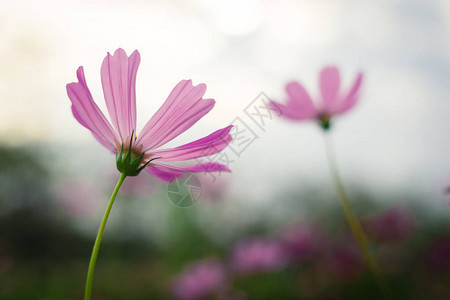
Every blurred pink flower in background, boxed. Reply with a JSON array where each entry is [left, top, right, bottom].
[[109, 170, 161, 198], [172, 259, 226, 300], [230, 238, 288, 274], [66, 48, 233, 182], [269, 66, 363, 129], [445, 185, 450, 194], [57, 178, 102, 216], [365, 207, 415, 241], [197, 174, 231, 203], [425, 235, 450, 274], [324, 236, 363, 280], [279, 223, 327, 262]]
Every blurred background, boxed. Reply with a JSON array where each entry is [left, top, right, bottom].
[[1, 0, 450, 299]]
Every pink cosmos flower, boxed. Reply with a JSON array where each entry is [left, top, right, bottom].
[[197, 174, 231, 203], [172, 259, 226, 300], [57, 178, 102, 216], [269, 66, 363, 129], [279, 223, 327, 262], [324, 236, 364, 280], [365, 207, 415, 242], [230, 237, 288, 274], [67, 48, 232, 182], [110, 169, 161, 197]]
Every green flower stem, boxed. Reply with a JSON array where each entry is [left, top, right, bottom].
[[323, 133, 391, 299], [84, 172, 127, 300]]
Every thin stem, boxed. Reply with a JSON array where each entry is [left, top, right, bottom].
[[323, 133, 391, 299], [84, 173, 127, 300]]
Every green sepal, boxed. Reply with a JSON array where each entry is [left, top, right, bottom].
[[115, 133, 151, 177], [136, 157, 160, 174], [116, 152, 145, 176], [116, 144, 124, 164], [319, 114, 332, 131]]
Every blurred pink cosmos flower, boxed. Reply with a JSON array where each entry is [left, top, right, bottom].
[[172, 259, 226, 300], [110, 169, 161, 197], [279, 223, 327, 262], [365, 207, 415, 242], [230, 237, 288, 274], [197, 174, 231, 203], [270, 66, 363, 129], [67, 48, 232, 182], [57, 178, 102, 217], [445, 185, 450, 195], [324, 236, 363, 280]]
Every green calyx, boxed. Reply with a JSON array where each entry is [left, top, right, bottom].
[[115, 133, 153, 177], [319, 114, 332, 131]]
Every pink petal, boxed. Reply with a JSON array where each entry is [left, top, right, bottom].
[[137, 80, 214, 152], [269, 81, 317, 120], [71, 106, 115, 152], [147, 162, 231, 183], [147, 164, 183, 182], [319, 66, 341, 113], [285, 82, 316, 112], [152, 126, 233, 161], [67, 67, 119, 151], [334, 72, 363, 114], [269, 101, 317, 121], [269, 102, 303, 120], [101, 48, 140, 142]]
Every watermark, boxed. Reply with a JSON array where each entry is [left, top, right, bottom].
[[167, 92, 281, 207], [167, 174, 202, 208], [245, 92, 281, 131]]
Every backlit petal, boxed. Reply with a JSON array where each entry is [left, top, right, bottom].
[[147, 162, 231, 183], [270, 81, 317, 120], [319, 66, 341, 112], [334, 72, 363, 114], [137, 80, 214, 152], [101, 48, 140, 141], [152, 126, 233, 161], [67, 67, 118, 151]]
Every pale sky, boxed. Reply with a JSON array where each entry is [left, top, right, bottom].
[[1, 0, 449, 209]]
